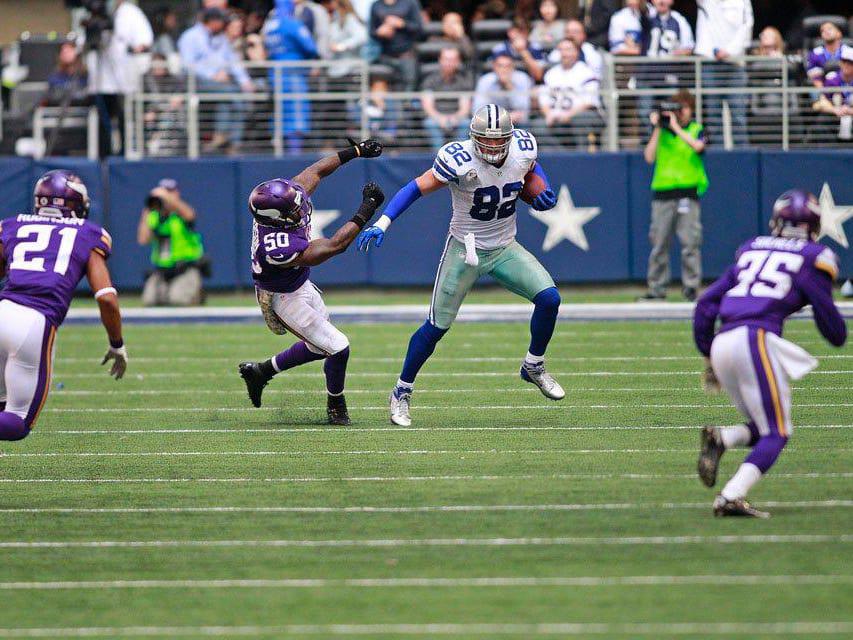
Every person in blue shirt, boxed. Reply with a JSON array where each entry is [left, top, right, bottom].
[[178, 8, 255, 152], [263, 0, 319, 154]]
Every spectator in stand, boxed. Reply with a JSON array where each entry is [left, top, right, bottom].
[[549, 19, 603, 79], [246, 10, 267, 35], [227, 11, 248, 59], [152, 7, 180, 60], [294, 0, 331, 58], [43, 42, 88, 107], [578, 0, 622, 49], [179, 8, 255, 153], [530, 0, 566, 52], [493, 19, 548, 83], [370, 0, 424, 91], [806, 21, 846, 88], [322, 0, 367, 81], [537, 39, 604, 149], [421, 47, 473, 149], [263, 0, 319, 154], [694, 0, 754, 147], [636, 0, 694, 125], [756, 26, 785, 57], [429, 12, 474, 61], [472, 53, 534, 125], [350, 74, 401, 145], [471, 0, 510, 22], [609, 0, 644, 55], [814, 46, 853, 140], [203, 0, 229, 8]]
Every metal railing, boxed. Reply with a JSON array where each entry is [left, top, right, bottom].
[[33, 105, 99, 160], [121, 57, 852, 159]]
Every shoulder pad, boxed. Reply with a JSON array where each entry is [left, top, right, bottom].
[[813, 246, 840, 281], [512, 129, 538, 160], [433, 141, 472, 183]]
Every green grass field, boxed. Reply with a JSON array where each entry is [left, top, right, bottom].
[[0, 318, 850, 639]]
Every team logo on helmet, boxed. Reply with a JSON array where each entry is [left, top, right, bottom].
[[249, 178, 312, 230]]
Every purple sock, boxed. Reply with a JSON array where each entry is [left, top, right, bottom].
[[271, 341, 324, 375], [745, 433, 788, 473], [745, 421, 760, 446], [324, 347, 350, 395], [0, 413, 30, 441]]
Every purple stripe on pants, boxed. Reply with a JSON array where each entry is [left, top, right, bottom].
[[24, 323, 53, 428], [747, 327, 782, 437]]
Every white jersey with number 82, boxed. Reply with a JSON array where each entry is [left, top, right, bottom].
[[431, 130, 538, 251]]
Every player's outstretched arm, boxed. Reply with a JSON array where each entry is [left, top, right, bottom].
[[356, 169, 445, 251], [294, 183, 385, 267], [86, 251, 128, 380], [292, 138, 383, 195]]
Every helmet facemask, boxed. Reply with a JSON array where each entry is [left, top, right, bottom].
[[470, 104, 514, 165], [471, 132, 512, 164]]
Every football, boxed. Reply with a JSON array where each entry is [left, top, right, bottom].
[[520, 170, 547, 204]]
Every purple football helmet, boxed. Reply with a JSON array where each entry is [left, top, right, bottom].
[[248, 178, 312, 230], [771, 189, 821, 240], [33, 170, 90, 219]]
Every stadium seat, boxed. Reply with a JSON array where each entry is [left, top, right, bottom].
[[422, 21, 444, 39], [801, 15, 848, 51], [416, 41, 448, 63], [471, 19, 512, 43], [476, 40, 502, 61]]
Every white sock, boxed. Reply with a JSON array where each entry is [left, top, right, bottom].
[[721, 462, 762, 501], [525, 352, 544, 366], [720, 424, 752, 449], [396, 378, 413, 391]]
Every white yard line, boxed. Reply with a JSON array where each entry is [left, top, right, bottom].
[[0, 473, 848, 485], [0, 501, 849, 515], [41, 403, 853, 414], [0, 574, 849, 591], [40, 424, 853, 435], [1, 534, 850, 550], [0, 622, 850, 637], [54, 355, 853, 363]]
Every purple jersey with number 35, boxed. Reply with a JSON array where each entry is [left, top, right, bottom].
[[0, 214, 112, 327], [693, 236, 846, 356], [251, 221, 311, 293]]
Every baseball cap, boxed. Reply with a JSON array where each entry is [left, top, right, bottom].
[[158, 178, 179, 191], [202, 7, 228, 22]]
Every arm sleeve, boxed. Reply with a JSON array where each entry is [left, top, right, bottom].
[[802, 251, 847, 347], [692, 265, 737, 357], [531, 161, 552, 190], [806, 50, 824, 78], [178, 31, 214, 80], [226, 44, 251, 85], [383, 180, 424, 222]]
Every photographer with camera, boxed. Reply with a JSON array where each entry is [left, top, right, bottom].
[[640, 90, 709, 302], [137, 179, 206, 307], [81, 0, 153, 157]]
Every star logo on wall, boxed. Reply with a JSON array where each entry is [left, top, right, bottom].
[[818, 183, 853, 249], [309, 209, 340, 240], [528, 185, 601, 252]]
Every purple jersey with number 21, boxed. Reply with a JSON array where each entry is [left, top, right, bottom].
[[694, 235, 846, 356], [0, 214, 112, 327], [251, 221, 311, 293]]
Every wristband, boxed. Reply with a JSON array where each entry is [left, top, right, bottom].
[[94, 287, 117, 300], [349, 200, 376, 229], [109, 338, 124, 349], [337, 145, 359, 164], [375, 214, 392, 232]]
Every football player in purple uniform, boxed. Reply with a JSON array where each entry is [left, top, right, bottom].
[[693, 189, 847, 518], [238, 138, 384, 425], [0, 170, 127, 441]]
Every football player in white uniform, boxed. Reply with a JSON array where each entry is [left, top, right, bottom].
[[357, 104, 563, 426]]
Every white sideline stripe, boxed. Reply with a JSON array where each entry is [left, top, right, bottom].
[[5, 448, 852, 459], [52, 370, 853, 379], [1, 534, 851, 549], [47, 386, 853, 396], [0, 574, 849, 591], [0, 622, 850, 638], [55, 355, 853, 363], [0, 501, 849, 515], [42, 403, 853, 413], [42, 423, 853, 435], [0, 622, 851, 638], [1, 472, 849, 484]]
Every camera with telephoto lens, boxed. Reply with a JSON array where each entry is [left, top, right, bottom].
[[656, 100, 682, 131], [146, 195, 166, 221], [78, 0, 113, 52]]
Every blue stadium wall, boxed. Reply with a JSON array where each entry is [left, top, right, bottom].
[[0, 150, 850, 290]]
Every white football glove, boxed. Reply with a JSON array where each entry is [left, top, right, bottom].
[[701, 359, 721, 395], [102, 344, 128, 380]]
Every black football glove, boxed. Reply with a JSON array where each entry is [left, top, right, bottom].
[[361, 181, 385, 208], [348, 137, 383, 159]]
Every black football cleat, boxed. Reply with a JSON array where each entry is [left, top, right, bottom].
[[637, 291, 666, 301], [327, 394, 351, 426], [713, 495, 770, 519], [698, 426, 725, 487], [238, 361, 270, 408]]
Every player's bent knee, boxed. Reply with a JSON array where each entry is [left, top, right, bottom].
[[534, 287, 561, 310], [327, 331, 350, 356]]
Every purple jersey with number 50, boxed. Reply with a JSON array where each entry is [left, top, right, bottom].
[[0, 214, 112, 327], [251, 221, 311, 293], [693, 235, 847, 356]]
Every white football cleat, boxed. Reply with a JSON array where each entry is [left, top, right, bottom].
[[389, 387, 412, 426], [520, 362, 565, 400]]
